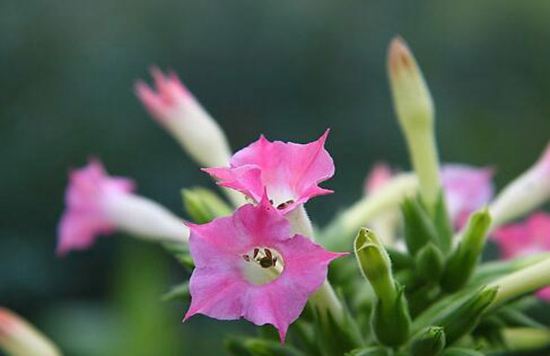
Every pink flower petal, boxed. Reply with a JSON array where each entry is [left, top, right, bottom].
[[184, 200, 345, 341], [364, 163, 393, 194], [441, 164, 495, 229], [204, 130, 334, 213], [492, 212, 550, 302], [135, 67, 192, 122], [56, 159, 135, 256]]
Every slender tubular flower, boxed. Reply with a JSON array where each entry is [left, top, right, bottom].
[[388, 36, 441, 213], [489, 256, 550, 308], [135, 68, 245, 207], [57, 159, 188, 255], [203, 130, 334, 215], [492, 212, 550, 300], [135, 68, 232, 169], [0, 308, 61, 356], [183, 197, 345, 342], [441, 164, 494, 229], [489, 142, 550, 229]]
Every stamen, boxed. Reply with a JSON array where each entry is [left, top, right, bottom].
[[242, 255, 250, 262], [276, 200, 295, 210]]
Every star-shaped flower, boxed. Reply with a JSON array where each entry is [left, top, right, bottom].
[[203, 130, 334, 214], [183, 197, 345, 341]]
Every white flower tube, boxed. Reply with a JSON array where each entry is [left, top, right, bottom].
[[57, 159, 188, 256], [135, 67, 245, 206], [0, 308, 61, 356], [489, 142, 550, 229]]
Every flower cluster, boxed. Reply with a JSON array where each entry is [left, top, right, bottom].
[[38, 36, 550, 356]]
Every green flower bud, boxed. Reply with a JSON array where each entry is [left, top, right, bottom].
[[388, 36, 441, 212], [441, 347, 485, 356], [432, 286, 498, 345], [354, 228, 411, 347], [346, 346, 390, 356], [181, 187, 232, 223], [442, 209, 491, 292], [415, 243, 445, 283], [354, 228, 396, 301], [410, 326, 446, 356], [225, 337, 304, 356], [401, 197, 439, 255]]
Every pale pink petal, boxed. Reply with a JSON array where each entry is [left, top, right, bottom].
[[135, 67, 193, 123], [441, 164, 494, 228], [492, 212, 550, 302], [56, 159, 135, 256], [492, 212, 550, 259], [204, 130, 334, 213], [536, 287, 550, 301], [364, 163, 393, 194], [184, 200, 345, 341]]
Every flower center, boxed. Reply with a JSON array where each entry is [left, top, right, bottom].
[[241, 247, 284, 285]]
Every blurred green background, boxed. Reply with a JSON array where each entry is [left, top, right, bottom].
[[1, 0, 550, 354]]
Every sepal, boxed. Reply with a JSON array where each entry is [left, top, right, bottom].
[[401, 197, 439, 255], [181, 187, 232, 224], [372, 285, 412, 347]]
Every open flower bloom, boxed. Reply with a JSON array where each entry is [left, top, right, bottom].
[[0, 308, 61, 356], [183, 197, 345, 341], [490, 142, 550, 228], [492, 212, 550, 301], [135, 68, 232, 168], [441, 164, 494, 229], [203, 130, 334, 214], [57, 159, 188, 256]]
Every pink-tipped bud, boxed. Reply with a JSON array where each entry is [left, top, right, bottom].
[[490, 142, 550, 229], [57, 159, 188, 256], [0, 308, 61, 356], [388, 37, 440, 211], [135, 67, 232, 168], [388, 37, 434, 130]]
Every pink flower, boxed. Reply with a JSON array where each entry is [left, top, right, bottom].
[[203, 130, 334, 214], [441, 164, 494, 229], [364, 163, 393, 195], [135, 68, 232, 168], [492, 212, 550, 301], [57, 159, 135, 255], [183, 197, 345, 341], [57, 159, 187, 256], [0, 308, 61, 356]]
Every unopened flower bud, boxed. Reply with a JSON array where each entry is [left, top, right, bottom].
[[0, 308, 61, 356], [432, 286, 498, 345], [489, 142, 550, 229], [354, 228, 411, 346], [442, 208, 492, 292], [388, 36, 441, 212], [410, 326, 446, 356], [415, 243, 445, 284]]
